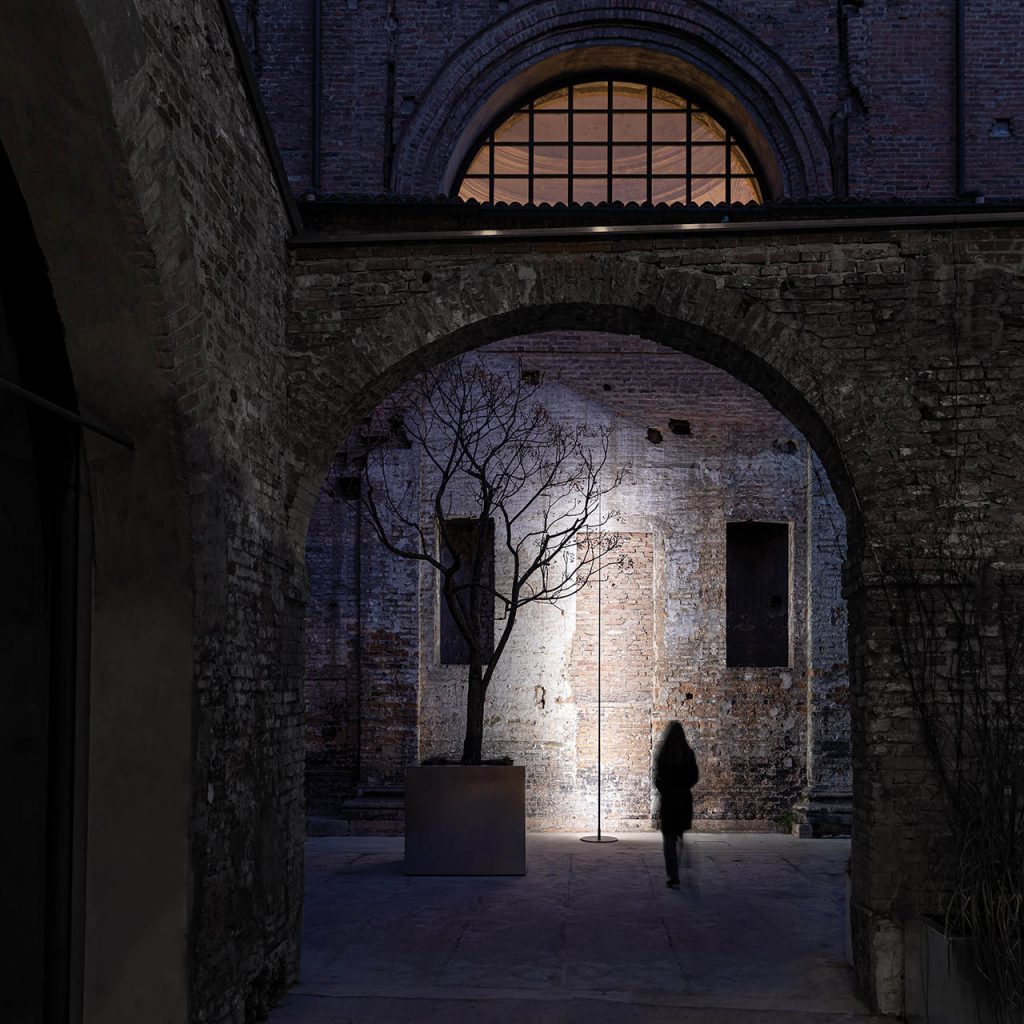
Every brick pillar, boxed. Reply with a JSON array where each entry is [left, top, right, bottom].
[[795, 448, 852, 835]]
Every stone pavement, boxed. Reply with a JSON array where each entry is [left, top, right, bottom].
[[267, 833, 895, 1023]]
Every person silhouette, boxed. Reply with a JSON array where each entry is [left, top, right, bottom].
[[654, 720, 699, 889]]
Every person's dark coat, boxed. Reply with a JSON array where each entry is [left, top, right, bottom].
[[655, 747, 699, 836]]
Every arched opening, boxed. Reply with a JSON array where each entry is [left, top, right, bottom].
[[393, 7, 834, 199], [455, 77, 765, 207], [304, 331, 850, 833], [0, 139, 90, 1024], [0, 6, 197, 1018], [287, 326, 858, 1015]]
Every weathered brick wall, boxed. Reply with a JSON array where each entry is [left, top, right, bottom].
[[304, 460, 363, 813], [807, 450, 850, 804], [288, 222, 1024, 1013], [572, 532, 657, 831], [74, 1, 302, 1020], [305, 334, 850, 831], [237, 0, 1023, 200]]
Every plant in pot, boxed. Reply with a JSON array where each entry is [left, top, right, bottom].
[[359, 353, 623, 873]]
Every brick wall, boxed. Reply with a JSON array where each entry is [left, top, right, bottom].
[[236, 0, 1023, 200], [289, 222, 1024, 1013], [76, 1, 302, 1020]]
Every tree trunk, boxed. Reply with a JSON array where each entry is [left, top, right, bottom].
[[461, 660, 486, 764]]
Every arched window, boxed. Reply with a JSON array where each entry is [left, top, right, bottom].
[[456, 78, 763, 207]]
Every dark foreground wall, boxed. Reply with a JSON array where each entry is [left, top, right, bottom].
[[0, 1, 298, 1021]]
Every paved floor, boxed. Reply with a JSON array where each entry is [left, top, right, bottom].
[[268, 833, 894, 1023]]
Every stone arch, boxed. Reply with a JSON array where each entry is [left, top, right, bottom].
[[289, 257, 857, 537], [289, 250, 876, 997], [392, 1, 835, 200], [0, 3, 196, 1020]]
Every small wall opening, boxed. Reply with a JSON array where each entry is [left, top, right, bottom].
[[440, 517, 495, 666], [726, 521, 790, 668]]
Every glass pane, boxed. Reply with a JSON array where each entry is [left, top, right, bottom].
[[493, 111, 529, 143], [731, 148, 756, 175], [651, 177, 687, 205], [612, 112, 646, 142], [533, 111, 569, 140], [692, 111, 726, 143], [572, 146, 607, 176], [690, 177, 727, 205], [730, 177, 761, 203], [455, 77, 763, 209], [572, 177, 610, 204], [572, 81, 610, 109], [573, 112, 607, 143], [651, 143, 685, 176], [493, 144, 530, 175], [533, 145, 569, 175], [652, 87, 687, 111], [611, 81, 647, 109], [466, 146, 490, 176], [651, 112, 686, 142], [611, 144, 648, 175], [533, 178, 569, 206], [691, 144, 726, 175], [533, 86, 569, 109], [459, 177, 491, 203], [491, 177, 529, 204], [612, 177, 647, 204]]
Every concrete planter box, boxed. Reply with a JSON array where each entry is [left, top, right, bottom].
[[404, 764, 526, 875], [905, 918, 996, 1024]]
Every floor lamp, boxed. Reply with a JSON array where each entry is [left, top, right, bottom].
[[582, 505, 616, 844]]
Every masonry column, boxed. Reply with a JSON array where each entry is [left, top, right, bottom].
[[795, 447, 853, 836]]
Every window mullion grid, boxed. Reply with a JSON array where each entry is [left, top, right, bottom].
[[606, 78, 613, 204], [646, 84, 653, 205], [725, 133, 732, 204], [567, 85, 575, 205], [464, 79, 759, 209], [528, 101, 535, 205], [685, 103, 692, 205], [487, 133, 494, 205]]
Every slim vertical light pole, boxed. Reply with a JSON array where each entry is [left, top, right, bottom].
[[582, 488, 616, 844]]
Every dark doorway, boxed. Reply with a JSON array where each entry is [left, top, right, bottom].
[[0, 141, 90, 1024], [726, 521, 789, 668]]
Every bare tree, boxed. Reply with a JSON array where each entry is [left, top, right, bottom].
[[360, 355, 624, 765]]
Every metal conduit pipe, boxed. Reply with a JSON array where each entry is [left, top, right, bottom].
[[312, 0, 321, 193], [0, 377, 134, 449], [955, 0, 968, 197]]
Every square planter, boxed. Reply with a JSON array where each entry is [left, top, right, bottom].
[[404, 764, 526, 875], [905, 917, 996, 1024]]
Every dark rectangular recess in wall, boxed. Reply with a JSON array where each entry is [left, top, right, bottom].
[[726, 521, 789, 667], [440, 518, 494, 665]]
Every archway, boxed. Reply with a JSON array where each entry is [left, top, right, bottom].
[[286, 317, 864, 1015], [391, 2, 833, 198], [0, 5, 199, 1019], [303, 330, 852, 836], [0, 138, 90, 1024]]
